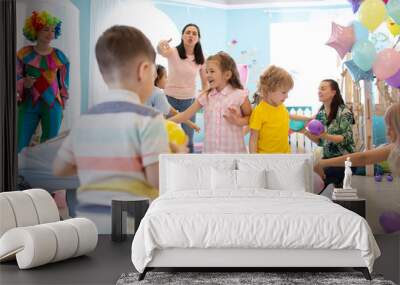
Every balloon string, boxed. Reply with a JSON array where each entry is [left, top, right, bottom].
[[393, 37, 400, 49]]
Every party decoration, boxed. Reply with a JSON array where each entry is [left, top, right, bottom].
[[373, 48, 400, 80], [351, 40, 377, 71], [359, 0, 387, 31], [379, 211, 400, 233], [387, 174, 393, 182], [352, 20, 369, 41], [165, 120, 187, 146], [306, 119, 325, 136], [374, 174, 383, 182], [289, 120, 305, 132], [385, 69, 400, 87], [227, 39, 238, 47], [348, 0, 362, 13], [237, 64, 249, 87], [387, 17, 400, 36], [370, 32, 391, 52], [387, 0, 400, 25], [344, 60, 374, 82], [325, 22, 355, 59]]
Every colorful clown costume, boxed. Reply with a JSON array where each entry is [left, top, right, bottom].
[[16, 45, 69, 152]]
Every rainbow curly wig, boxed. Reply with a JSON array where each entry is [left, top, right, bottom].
[[23, 11, 62, 42]]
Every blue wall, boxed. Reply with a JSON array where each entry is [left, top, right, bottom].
[[226, 9, 271, 94], [71, 0, 90, 113], [154, 2, 227, 58]]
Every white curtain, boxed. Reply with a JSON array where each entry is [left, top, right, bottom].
[[88, 0, 180, 107], [16, 0, 81, 131]]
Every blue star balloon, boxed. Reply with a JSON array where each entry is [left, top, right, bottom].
[[344, 60, 374, 82]]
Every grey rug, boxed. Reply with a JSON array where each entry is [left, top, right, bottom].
[[116, 271, 396, 285]]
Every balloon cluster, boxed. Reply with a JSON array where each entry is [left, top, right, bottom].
[[326, 0, 400, 88]]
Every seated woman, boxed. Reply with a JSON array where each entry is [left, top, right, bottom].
[[299, 79, 355, 188], [314, 103, 399, 177]]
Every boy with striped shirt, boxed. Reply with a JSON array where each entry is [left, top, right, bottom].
[[53, 26, 169, 199]]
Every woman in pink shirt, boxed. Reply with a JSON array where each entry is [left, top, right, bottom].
[[169, 52, 252, 153], [157, 24, 208, 153]]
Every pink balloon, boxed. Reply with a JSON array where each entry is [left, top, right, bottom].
[[383, 0, 388, 3], [237, 64, 249, 87], [385, 69, 400, 88], [326, 22, 355, 59], [372, 48, 400, 80]]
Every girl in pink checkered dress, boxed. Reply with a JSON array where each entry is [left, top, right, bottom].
[[169, 51, 252, 153]]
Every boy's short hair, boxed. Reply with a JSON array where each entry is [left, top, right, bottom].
[[95, 25, 156, 76], [258, 65, 294, 95]]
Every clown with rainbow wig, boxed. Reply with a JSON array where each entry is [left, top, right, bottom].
[[16, 11, 69, 152]]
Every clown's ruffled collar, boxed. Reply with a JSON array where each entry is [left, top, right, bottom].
[[17, 45, 68, 70]]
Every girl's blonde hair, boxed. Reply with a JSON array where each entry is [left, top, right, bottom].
[[258, 65, 294, 96], [206, 52, 243, 91], [385, 103, 400, 176]]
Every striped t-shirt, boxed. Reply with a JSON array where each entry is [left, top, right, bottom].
[[57, 89, 169, 196]]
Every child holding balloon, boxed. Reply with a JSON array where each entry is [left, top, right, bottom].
[[169, 51, 252, 153]]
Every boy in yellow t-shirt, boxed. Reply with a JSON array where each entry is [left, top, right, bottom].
[[249, 65, 306, 154]]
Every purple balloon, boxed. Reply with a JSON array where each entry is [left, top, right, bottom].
[[374, 175, 383, 182], [379, 211, 400, 234], [306, 119, 325, 136], [385, 69, 400, 88], [348, 0, 361, 13]]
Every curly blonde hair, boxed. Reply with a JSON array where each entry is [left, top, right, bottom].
[[258, 65, 294, 97]]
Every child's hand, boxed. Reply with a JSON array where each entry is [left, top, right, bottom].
[[223, 106, 241, 125], [296, 128, 306, 134], [193, 124, 201, 133]]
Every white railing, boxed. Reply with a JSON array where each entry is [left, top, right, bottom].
[[288, 107, 317, 154]]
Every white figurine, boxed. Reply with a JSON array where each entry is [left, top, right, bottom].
[[343, 157, 352, 189]]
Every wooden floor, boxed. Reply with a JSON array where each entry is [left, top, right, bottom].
[[0, 234, 398, 285]]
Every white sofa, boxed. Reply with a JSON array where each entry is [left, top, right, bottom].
[[0, 189, 98, 269], [132, 154, 380, 281]]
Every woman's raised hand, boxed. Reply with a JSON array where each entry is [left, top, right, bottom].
[[157, 38, 172, 55]]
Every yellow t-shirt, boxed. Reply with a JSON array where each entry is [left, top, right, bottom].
[[249, 101, 290, 153]]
